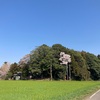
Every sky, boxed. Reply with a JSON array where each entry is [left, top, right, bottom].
[[0, 0, 100, 66]]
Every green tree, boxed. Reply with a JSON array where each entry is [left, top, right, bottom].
[[7, 63, 20, 79], [97, 54, 100, 60], [84, 53, 100, 80], [70, 50, 90, 80], [7, 43, 100, 81], [30, 44, 51, 79], [52, 44, 69, 80], [20, 63, 30, 80]]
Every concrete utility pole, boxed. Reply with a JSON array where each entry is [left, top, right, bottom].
[[59, 52, 71, 80]]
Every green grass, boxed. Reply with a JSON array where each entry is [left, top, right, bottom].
[[0, 80, 100, 100]]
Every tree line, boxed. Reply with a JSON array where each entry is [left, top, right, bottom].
[[6, 44, 100, 80]]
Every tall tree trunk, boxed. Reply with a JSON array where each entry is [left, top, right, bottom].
[[50, 65, 52, 80]]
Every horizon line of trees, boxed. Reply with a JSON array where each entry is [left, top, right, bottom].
[[5, 44, 100, 80]]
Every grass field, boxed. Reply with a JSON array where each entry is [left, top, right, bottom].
[[0, 80, 100, 100]]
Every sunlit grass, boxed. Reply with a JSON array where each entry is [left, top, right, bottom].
[[0, 80, 100, 100]]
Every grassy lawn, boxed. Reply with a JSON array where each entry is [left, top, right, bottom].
[[0, 80, 100, 100]]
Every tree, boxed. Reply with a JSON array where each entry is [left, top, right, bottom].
[[44, 48, 56, 80], [30, 44, 67, 80], [97, 54, 100, 60], [6, 44, 100, 81], [30, 44, 51, 79], [7, 63, 20, 79], [70, 50, 90, 80], [52, 44, 69, 80], [20, 63, 30, 80], [84, 53, 100, 80]]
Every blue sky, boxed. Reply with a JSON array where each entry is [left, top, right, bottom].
[[0, 0, 100, 66]]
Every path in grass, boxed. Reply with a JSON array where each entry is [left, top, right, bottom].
[[0, 81, 100, 100]]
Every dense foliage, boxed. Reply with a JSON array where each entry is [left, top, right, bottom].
[[6, 44, 100, 80]]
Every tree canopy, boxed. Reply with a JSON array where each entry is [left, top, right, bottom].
[[5, 44, 100, 81]]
